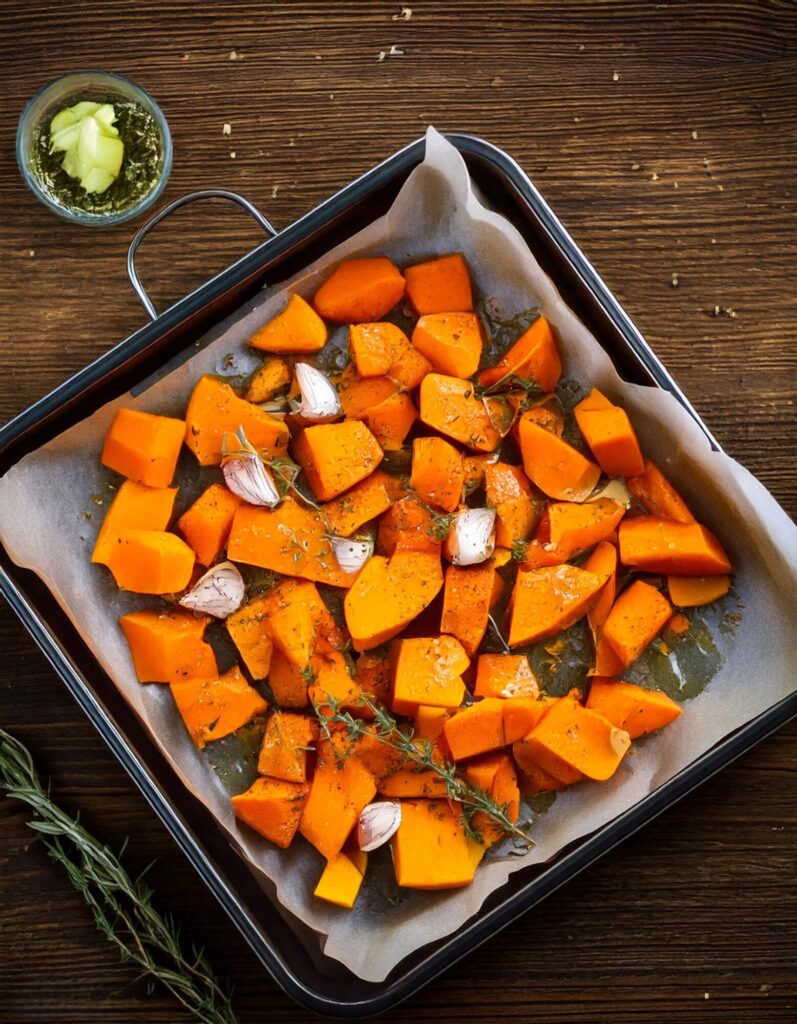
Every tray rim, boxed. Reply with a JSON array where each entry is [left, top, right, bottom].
[[1, 131, 795, 1017]]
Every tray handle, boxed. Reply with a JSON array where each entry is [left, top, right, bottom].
[[127, 189, 277, 319]]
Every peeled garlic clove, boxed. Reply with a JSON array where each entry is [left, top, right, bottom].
[[444, 507, 496, 566], [587, 478, 632, 509], [294, 363, 341, 422], [179, 561, 245, 619], [222, 452, 281, 507], [328, 532, 374, 575], [357, 800, 402, 852]]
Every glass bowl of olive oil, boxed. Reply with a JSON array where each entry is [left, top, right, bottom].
[[17, 70, 172, 226]]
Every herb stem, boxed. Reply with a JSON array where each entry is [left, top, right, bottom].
[[315, 695, 533, 847], [0, 729, 237, 1024]]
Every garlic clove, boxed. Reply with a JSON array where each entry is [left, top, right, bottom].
[[357, 800, 402, 852], [328, 532, 374, 575], [294, 363, 341, 422], [221, 427, 281, 507], [587, 478, 632, 509], [444, 507, 496, 566], [179, 561, 246, 619]]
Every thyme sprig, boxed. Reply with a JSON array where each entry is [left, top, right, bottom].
[[0, 729, 237, 1024], [314, 695, 533, 848]]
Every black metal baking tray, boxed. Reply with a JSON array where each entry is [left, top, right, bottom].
[[1, 133, 794, 1017]]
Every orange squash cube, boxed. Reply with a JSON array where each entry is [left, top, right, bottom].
[[313, 257, 405, 323], [177, 483, 241, 566], [391, 799, 474, 890], [404, 254, 473, 314], [92, 480, 177, 566], [474, 654, 539, 700], [444, 697, 506, 760], [248, 293, 327, 354], [101, 408, 185, 487], [292, 421, 383, 502], [410, 436, 464, 513], [232, 777, 310, 848], [313, 851, 365, 908], [299, 741, 377, 859], [411, 312, 483, 378], [509, 564, 609, 647], [515, 693, 630, 782], [602, 580, 672, 668], [120, 607, 218, 684], [258, 711, 318, 782], [171, 666, 268, 748], [390, 635, 469, 713], [184, 375, 289, 466], [106, 529, 195, 594], [586, 678, 682, 739]]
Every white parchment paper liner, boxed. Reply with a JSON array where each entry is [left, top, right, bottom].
[[1, 129, 795, 982]]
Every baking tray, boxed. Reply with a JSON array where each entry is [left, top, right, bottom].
[[1, 133, 795, 1017]]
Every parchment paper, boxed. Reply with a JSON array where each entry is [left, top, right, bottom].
[[1, 129, 795, 982]]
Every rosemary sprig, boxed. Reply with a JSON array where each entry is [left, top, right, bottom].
[[0, 729, 237, 1024], [314, 695, 533, 847]]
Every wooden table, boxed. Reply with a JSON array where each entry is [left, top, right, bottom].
[[1, 2, 795, 1021]]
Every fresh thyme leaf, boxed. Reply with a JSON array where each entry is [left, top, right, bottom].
[[0, 730, 237, 1024], [511, 538, 529, 562]]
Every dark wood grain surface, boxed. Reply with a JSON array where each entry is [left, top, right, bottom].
[[1, 2, 795, 1021]]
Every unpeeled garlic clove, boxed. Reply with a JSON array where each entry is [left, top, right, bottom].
[[328, 532, 374, 575], [357, 800, 402, 852], [221, 427, 281, 507], [294, 363, 341, 422], [444, 507, 496, 566], [587, 478, 632, 509], [179, 561, 246, 619]]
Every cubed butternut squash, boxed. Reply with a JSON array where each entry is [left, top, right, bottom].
[[177, 483, 241, 566], [478, 316, 561, 391], [444, 697, 506, 760], [514, 693, 630, 782], [314, 851, 365, 908], [410, 436, 464, 513], [245, 356, 292, 403], [618, 517, 731, 575], [227, 497, 358, 587], [419, 373, 500, 452], [667, 574, 731, 607], [344, 549, 443, 651], [509, 564, 609, 647], [586, 678, 682, 739], [248, 294, 327, 354], [574, 388, 645, 478], [518, 415, 601, 501], [293, 421, 383, 501], [101, 408, 185, 488], [171, 666, 268, 748], [92, 480, 177, 566], [390, 635, 469, 713], [626, 460, 695, 523], [120, 607, 218, 684], [411, 312, 483, 378], [391, 799, 474, 889], [232, 777, 309, 848], [313, 257, 405, 323], [602, 580, 672, 668], [299, 740, 377, 859], [106, 529, 195, 594], [184, 375, 289, 466], [474, 654, 540, 700], [440, 562, 495, 657], [404, 254, 473, 314], [258, 711, 318, 781]]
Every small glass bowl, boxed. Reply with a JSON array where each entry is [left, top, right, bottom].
[[17, 70, 172, 227]]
